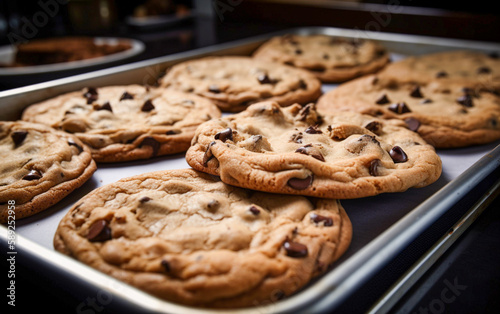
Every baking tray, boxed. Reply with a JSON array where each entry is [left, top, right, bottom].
[[1, 27, 500, 313]]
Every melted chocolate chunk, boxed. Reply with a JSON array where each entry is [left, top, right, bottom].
[[477, 66, 491, 74], [283, 240, 308, 257], [295, 144, 325, 162], [160, 260, 171, 272], [257, 73, 272, 84], [388, 102, 411, 114], [389, 146, 408, 163], [120, 92, 134, 101], [364, 121, 382, 135], [87, 219, 112, 242], [287, 175, 313, 190], [139, 196, 151, 203], [304, 125, 322, 134], [140, 137, 160, 156], [404, 117, 421, 132], [11, 130, 28, 146], [141, 99, 155, 112], [249, 205, 260, 215], [435, 71, 448, 78], [375, 94, 390, 105], [296, 103, 314, 121], [298, 79, 307, 90], [410, 85, 423, 98], [208, 85, 221, 93], [83, 87, 98, 104], [214, 128, 233, 142], [22, 169, 42, 181], [97, 102, 112, 112], [457, 94, 474, 107], [202, 141, 216, 166], [369, 159, 382, 176], [67, 138, 83, 153], [310, 213, 333, 226]]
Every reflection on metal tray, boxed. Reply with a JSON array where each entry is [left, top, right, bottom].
[[1, 26, 500, 313]]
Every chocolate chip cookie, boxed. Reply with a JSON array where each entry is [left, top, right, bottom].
[[0, 121, 96, 222], [252, 34, 390, 83], [186, 101, 442, 199], [21, 85, 221, 162], [378, 49, 500, 93], [159, 56, 322, 112], [53, 168, 352, 308], [316, 75, 500, 148]]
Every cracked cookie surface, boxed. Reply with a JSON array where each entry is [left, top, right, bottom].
[[21, 85, 221, 162], [159, 56, 322, 112], [186, 101, 442, 199], [0, 121, 96, 222], [317, 75, 500, 148], [53, 168, 352, 308], [252, 34, 390, 83]]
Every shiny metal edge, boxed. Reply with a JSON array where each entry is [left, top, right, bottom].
[[367, 179, 500, 314], [1, 26, 500, 313]]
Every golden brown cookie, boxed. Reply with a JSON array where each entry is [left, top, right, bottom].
[[316, 75, 500, 148], [159, 56, 322, 112], [21, 85, 221, 162], [0, 121, 96, 222], [252, 34, 390, 83], [186, 101, 442, 199], [378, 49, 500, 93], [54, 168, 352, 308]]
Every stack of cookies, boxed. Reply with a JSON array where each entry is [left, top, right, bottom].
[[2, 32, 498, 309]]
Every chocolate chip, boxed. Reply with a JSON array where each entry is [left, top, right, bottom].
[[369, 159, 382, 176], [141, 99, 155, 112], [477, 66, 491, 74], [83, 87, 98, 104], [214, 128, 233, 142], [139, 196, 151, 203], [295, 145, 325, 162], [388, 102, 411, 114], [359, 134, 380, 145], [120, 92, 134, 101], [298, 79, 307, 90], [96, 102, 112, 112], [420, 98, 433, 104], [290, 132, 303, 143], [364, 121, 382, 135], [287, 175, 313, 190], [304, 126, 322, 134], [404, 117, 421, 132], [160, 260, 171, 272], [310, 213, 333, 226], [436, 71, 448, 78], [456, 94, 474, 107], [273, 290, 285, 301], [140, 137, 160, 156], [166, 129, 181, 135], [208, 85, 221, 93], [11, 130, 28, 146], [283, 240, 308, 257], [249, 205, 260, 215], [323, 54, 329, 60], [257, 73, 272, 84], [86, 219, 112, 242], [410, 86, 423, 98], [389, 146, 408, 163], [295, 48, 303, 55], [68, 138, 83, 153], [375, 94, 390, 105], [202, 141, 216, 166], [296, 103, 313, 121], [22, 169, 42, 181], [207, 200, 220, 211]]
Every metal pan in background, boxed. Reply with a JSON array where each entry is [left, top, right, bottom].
[[1, 26, 500, 313]]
